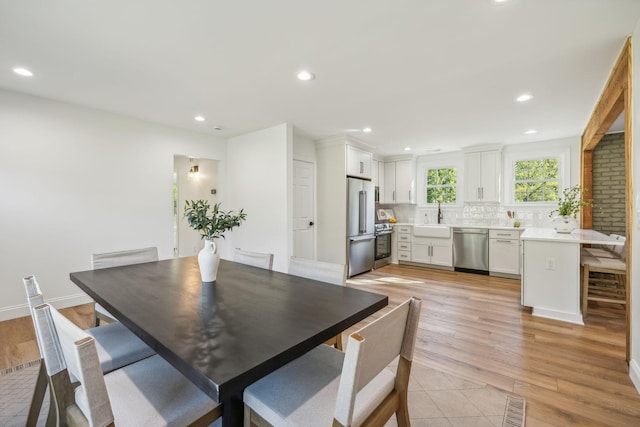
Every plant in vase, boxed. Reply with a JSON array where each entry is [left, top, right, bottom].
[[184, 200, 247, 281], [548, 185, 594, 233]]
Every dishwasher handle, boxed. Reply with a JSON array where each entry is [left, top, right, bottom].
[[453, 229, 488, 235]]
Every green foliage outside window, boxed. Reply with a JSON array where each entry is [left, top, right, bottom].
[[425, 168, 457, 204], [514, 159, 559, 202]]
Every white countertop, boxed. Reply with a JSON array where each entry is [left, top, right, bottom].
[[520, 227, 623, 245], [390, 223, 523, 231]]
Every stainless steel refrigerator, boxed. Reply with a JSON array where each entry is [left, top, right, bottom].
[[347, 177, 375, 277]]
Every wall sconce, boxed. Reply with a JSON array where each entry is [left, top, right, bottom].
[[188, 158, 200, 178]]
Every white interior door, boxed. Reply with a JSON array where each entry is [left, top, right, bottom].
[[293, 160, 315, 260]]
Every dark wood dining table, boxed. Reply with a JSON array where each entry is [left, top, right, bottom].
[[70, 256, 388, 427]]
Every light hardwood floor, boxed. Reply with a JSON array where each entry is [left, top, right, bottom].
[[2, 264, 638, 426], [345, 264, 639, 426]]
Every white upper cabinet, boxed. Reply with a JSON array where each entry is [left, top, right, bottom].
[[377, 161, 386, 201], [383, 159, 414, 204], [372, 159, 379, 186], [346, 145, 372, 179], [464, 148, 502, 203]]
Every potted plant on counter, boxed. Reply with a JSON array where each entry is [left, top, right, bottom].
[[184, 200, 247, 281], [548, 185, 594, 233]]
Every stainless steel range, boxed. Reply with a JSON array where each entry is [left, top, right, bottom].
[[374, 223, 393, 268]]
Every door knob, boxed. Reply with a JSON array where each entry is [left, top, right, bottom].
[[309, 221, 314, 226]]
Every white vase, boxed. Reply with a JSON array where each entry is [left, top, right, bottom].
[[198, 239, 220, 282], [552, 215, 577, 233]]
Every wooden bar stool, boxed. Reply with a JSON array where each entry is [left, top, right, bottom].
[[581, 255, 626, 317]]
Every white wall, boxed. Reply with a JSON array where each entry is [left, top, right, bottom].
[[0, 89, 227, 320], [292, 128, 317, 162], [226, 123, 292, 272], [630, 21, 640, 392], [174, 155, 220, 256]]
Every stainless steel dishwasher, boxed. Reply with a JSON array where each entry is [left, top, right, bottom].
[[453, 228, 489, 273]]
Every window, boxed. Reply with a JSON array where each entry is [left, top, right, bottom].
[[425, 167, 457, 204], [514, 158, 559, 202]]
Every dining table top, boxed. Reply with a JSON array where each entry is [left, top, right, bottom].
[[69, 256, 388, 405]]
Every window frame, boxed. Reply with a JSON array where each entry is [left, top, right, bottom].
[[504, 147, 570, 206], [416, 153, 464, 207]]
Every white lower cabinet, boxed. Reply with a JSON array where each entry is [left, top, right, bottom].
[[395, 226, 412, 262], [489, 229, 521, 276], [411, 237, 453, 267]]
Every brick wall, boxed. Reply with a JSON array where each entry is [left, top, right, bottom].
[[592, 132, 626, 235]]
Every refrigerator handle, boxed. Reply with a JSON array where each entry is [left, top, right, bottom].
[[359, 190, 366, 233]]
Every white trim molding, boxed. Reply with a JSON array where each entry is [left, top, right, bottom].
[[0, 293, 93, 322], [630, 359, 640, 394]]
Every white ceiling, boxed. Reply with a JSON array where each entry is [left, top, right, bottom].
[[1, 0, 639, 156]]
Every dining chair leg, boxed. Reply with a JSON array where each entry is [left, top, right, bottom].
[[26, 360, 48, 427], [45, 386, 57, 427], [335, 334, 343, 351]]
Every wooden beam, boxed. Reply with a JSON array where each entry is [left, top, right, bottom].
[[582, 38, 630, 151], [623, 36, 633, 362]]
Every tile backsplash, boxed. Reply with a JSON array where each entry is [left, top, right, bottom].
[[378, 203, 564, 228]]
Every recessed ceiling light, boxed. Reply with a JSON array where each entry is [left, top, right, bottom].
[[13, 67, 33, 77], [296, 70, 315, 81], [404, 147, 411, 151], [194, 115, 205, 122], [362, 127, 372, 133], [516, 93, 533, 102], [494, 0, 510, 3], [525, 129, 537, 135]]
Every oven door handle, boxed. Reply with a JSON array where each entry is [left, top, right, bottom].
[[375, 231, 393, 236]]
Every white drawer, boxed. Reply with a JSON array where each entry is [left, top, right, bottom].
[[398, 242, 411, 251], [395, 226, 413, 234], [398, 251, 411, 261], [397, 233, 412, 243], [490, 229, 520, 239]]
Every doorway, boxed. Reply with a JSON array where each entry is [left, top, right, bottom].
[[292, 159, 315, 259], [173, 155, 219, 256]]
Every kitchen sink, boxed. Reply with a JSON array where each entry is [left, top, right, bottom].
[[413, 225, 451, 238]]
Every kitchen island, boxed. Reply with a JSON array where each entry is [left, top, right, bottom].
[[520, 227, 623, 324]]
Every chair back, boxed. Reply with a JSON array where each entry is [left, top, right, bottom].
[[35, 303, 115, 426], [288, 257, 346, 286], [234, 249, 274, 270], [333, 297, 422, 426], [613, 235, 627, 261], [23, 276, 46, 351], [91, 246, 158, 269]]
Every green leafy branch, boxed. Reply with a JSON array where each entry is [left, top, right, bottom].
[[548, 185, 594, 219], [184, 200, 247, 240]]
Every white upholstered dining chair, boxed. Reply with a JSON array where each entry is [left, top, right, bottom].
[[31, 302, 221, 427], [243, 297, 422, 427], [288, 257, 348, 349], [234, 248, 274, 270], [22, 275, 155, 426], [91, 246, 159, 325]]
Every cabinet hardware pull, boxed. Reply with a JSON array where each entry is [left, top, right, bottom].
[[496, 239, 512, 243], [359, 161, 364, 174]]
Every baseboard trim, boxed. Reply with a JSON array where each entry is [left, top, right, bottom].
[[0, 293, 93, 322], [531, 307, 584, 325], [630, 359, 640, 394]]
